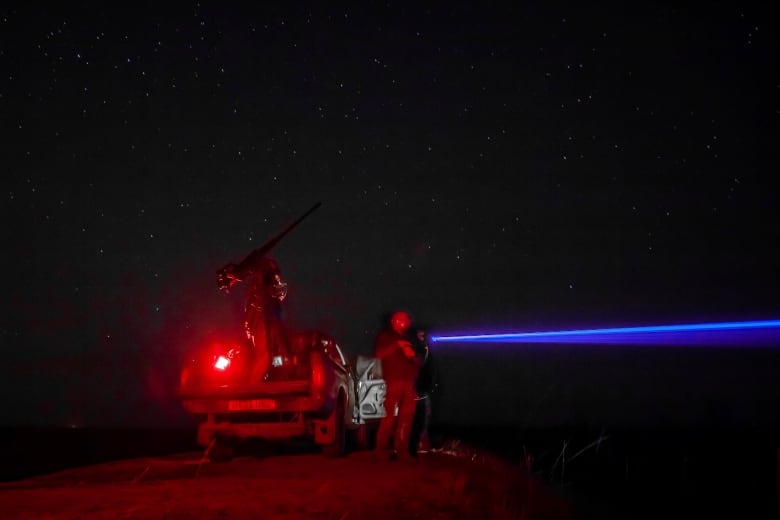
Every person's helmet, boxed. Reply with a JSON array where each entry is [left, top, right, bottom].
[[390, 310, 412, 334]]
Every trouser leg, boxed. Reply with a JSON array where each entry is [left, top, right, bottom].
[[410, 398, 426, 456], [419, 399, 431, 451], [393, 381, 418, 459], [375, 382, 402, 454]]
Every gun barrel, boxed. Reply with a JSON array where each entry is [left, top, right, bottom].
[[275, 202, 322, 241], [250, 202, 322, 258]]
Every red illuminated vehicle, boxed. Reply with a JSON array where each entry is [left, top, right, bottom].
[[178, 204, 387, 460], [178, 330, 379, 460]]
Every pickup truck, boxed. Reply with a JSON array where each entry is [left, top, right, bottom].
[[178, 330, 386, 460]]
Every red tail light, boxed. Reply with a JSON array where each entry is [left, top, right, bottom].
[[211, 344, 240, 372], [311, 353, 325, 389], [214, 355, 230, 370]]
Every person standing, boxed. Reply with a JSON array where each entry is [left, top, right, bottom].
[[373, 310, 422, 461], [410, 327, 437, 455], [216, 252, 291, 381], [213, 202, 320, 382]]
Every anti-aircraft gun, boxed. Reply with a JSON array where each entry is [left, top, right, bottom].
[[215, 201, 321, 295], [177, 202, 386, 460]]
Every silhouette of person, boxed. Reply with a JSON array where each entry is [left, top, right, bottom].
[[410, 327, 437, 455], [373, 310, 422, 461], [217, 251, 290, 380]]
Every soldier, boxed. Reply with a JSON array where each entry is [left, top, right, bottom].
[[217, 251, 291, 381], [214, 203, 321, 381], [410, 327, 437, 455], [373, 310, 422, 462]]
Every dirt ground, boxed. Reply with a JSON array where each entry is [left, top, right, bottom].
[[0, 445, 578, 519]]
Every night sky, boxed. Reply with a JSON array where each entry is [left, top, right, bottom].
[[2, 3, 778, 430]]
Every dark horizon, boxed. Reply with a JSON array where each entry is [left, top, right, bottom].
[[6, 340, 780, 432]]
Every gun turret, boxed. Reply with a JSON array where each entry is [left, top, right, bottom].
[[217, 202, 321, 292]]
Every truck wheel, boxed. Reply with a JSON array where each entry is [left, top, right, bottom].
[[322, 397, 346, 458], [352, 423, 374, 450], [207, 437, 235, 462]]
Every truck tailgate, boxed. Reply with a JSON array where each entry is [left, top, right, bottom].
[[179, 379, 310, 399]]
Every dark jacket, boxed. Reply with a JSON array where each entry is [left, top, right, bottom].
[[414, 345, 437, 398], [374, 330, 421, 382]]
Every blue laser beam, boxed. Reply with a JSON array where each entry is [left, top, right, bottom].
[[429, 319, 780, 346]]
